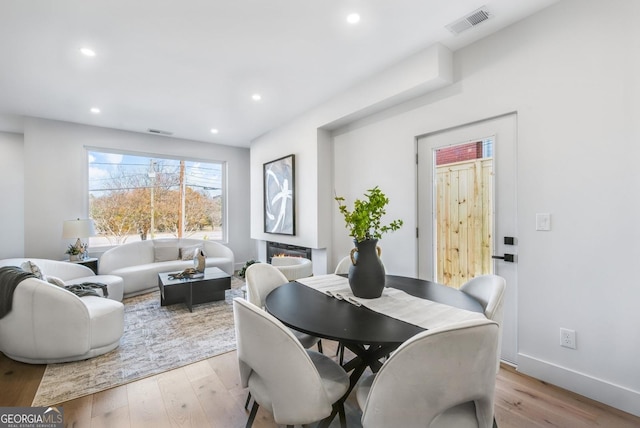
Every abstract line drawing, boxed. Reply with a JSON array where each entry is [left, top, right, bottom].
[[264, 154, 295, 235]]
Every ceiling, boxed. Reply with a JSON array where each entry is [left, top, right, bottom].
[[0, 0, 559, 148]]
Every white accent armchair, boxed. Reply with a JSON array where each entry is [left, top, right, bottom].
[[0, 260, 124, 364], [270, 256, 313, 281]]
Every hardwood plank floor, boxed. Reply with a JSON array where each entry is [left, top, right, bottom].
[[2, 342, 639, 428]]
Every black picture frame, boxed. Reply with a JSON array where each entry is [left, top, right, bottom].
[[264, 154, 295, 235]]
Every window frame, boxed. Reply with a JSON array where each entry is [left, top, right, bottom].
[[86, 147, 228, 249]]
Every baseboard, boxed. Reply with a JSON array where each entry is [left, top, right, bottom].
[[517, 353, 640, 418]]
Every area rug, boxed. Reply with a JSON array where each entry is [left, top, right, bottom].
[[32, 277, 244, 407]]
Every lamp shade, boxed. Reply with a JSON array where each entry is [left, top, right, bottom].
[[62, 218, 96, 239]]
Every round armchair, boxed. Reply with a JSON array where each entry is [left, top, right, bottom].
[[270, 257, 313, 281]]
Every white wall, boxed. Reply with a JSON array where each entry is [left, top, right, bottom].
[[251, 0, 640, 416], [250, 44, 452, 272], [17, 118, 253, 267], [0, 131, 25, 258]]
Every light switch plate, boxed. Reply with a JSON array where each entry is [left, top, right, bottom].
[[536, 213, 551, 231]]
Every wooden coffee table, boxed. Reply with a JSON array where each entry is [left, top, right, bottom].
[[158, 267, 231, 312]]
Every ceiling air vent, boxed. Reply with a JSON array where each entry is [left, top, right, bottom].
[[446, 6, 492, 35], [147, 128, 173, 136]]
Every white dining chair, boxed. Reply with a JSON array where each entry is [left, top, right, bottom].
[[233, 297, 349, 428], [460, 274, 506, 371], [356, 318, 500, 428], [334, 255, 352, 275], [243, 262, 325, 411], [245, 263, 323, 351]]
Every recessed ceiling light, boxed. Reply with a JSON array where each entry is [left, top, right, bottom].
[[80, 47, 96, 57], [90, 107, 100, 114], [252, 94, 262, 101], [210, 128, 219, 134], [347, 13, 361, 24]]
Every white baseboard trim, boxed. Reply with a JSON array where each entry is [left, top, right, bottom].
[[517, 353, 640, 418]]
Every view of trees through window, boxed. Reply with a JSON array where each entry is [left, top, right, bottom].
[[88, 150, 224, 247]]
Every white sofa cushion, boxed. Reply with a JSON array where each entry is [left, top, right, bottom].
[[153, 239, 180, 262], [179, 244, 201, 261]]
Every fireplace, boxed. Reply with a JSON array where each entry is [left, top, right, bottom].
[[266, 241, 312, 263]]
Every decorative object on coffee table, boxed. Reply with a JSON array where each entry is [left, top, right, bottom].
[[335, 186, 403, 298], [194, 248, 206, 272]]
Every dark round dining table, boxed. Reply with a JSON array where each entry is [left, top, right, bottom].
[[265, 274, 485, 399]]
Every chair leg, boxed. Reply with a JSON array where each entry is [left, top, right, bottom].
[[317, 340, 323, 353], [246, 401, 259, 428], [338, 343, 344, 365], [338, 402, 347, 428], [244, 391, 252, 410]]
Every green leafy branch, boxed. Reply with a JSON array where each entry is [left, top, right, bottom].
[[335, 186, 403, 243]]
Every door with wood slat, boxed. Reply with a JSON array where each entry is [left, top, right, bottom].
[[417, 113, 518, 364], [435, 158, 493, 288]]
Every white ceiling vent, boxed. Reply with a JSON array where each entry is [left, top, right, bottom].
[[446, 6, 492, 35], [147, 128, 173, 136]]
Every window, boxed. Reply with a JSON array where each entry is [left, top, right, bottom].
[[88, 150, 225, 248]]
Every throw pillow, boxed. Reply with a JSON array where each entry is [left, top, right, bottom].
[[45, 275, 66, 288], [153, 240, 179, 262], [21, 261, 44, 279], [179, 245, 201, 261]]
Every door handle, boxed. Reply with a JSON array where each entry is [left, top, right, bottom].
[[492, 254, 515, 262]]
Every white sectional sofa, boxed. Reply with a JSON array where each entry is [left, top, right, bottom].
[[99, 238, 235, 297], [0, 258, 125, 364]]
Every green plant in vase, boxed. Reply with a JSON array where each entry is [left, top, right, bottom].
[[335, 186, 403, 298]]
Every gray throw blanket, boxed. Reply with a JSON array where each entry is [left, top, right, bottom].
[[65, 282, 109, 298], [0, 266, 35, 319]]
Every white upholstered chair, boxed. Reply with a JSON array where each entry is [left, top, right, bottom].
[[334, 254, 386, 274], [233, 297, 349, 428], [334, 255, 352, 275], [356, 318, 500, 428], [0, 261, 124, 364], [245, 263, 322, 351], [270, 256, 313, 281], [460, 274, 506, 371], [243, 262, 325, 411]]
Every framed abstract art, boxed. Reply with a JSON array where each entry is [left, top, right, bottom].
[[263, 154, 295, 235]]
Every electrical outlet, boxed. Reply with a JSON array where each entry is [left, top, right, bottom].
[[560, 328, 576, 349]]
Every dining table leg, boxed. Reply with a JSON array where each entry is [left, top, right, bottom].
[[319, 342, 399, 427]]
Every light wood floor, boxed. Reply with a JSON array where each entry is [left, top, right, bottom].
[[2, 341, 639, 428]]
